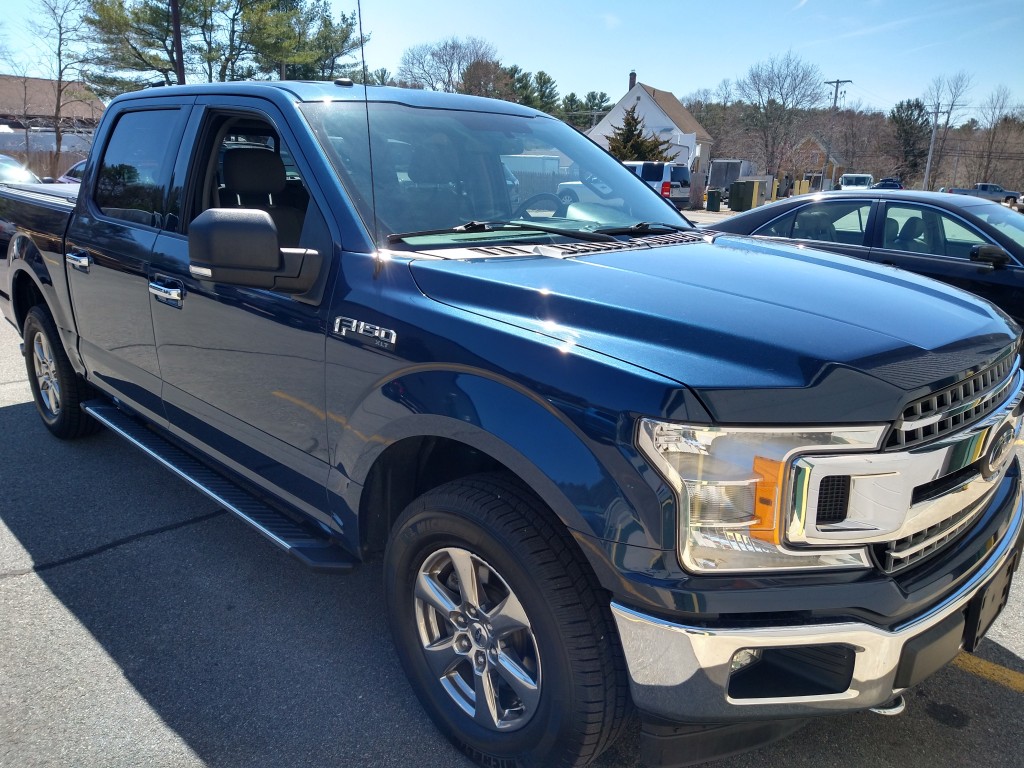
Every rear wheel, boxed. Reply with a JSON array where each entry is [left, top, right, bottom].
[[384, 474, 630, 767], [23, 305, 98, 439]]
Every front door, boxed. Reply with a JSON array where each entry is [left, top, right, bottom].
[[868, 201, 1024, 325], [149, 102, 339, 524]]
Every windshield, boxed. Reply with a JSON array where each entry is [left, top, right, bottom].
[[840, 175, 872, 187], [299, 100, 691, 249]]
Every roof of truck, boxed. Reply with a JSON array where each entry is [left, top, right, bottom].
[[110, 80, 548, 118]]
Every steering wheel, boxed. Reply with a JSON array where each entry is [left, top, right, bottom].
[[513, 193, 565, 220]]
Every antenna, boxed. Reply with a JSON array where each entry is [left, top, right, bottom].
[[355, 0, 380, 253]]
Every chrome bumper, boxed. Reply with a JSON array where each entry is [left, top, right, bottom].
[[611, 474, 1023, 722]]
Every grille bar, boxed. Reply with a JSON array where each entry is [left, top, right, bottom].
[[886, 346, 1019, 450], [883, 496, 989, 572]]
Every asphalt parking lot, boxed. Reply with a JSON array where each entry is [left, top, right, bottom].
[[1, 315, 1023, 768]]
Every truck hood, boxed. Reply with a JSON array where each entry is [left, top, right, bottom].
[[407, 236, 1018, 423]]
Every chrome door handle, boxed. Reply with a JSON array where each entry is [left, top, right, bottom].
[[66, 251, 91, 272], [148, 282, 183, 303]]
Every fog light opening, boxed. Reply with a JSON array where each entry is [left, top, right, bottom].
[[728, 644, 856, 699]]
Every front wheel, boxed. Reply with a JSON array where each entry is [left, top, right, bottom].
[[384, 474, 630, 768]]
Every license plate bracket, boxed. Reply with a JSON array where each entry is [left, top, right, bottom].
[[963, 550, 1019, 651]]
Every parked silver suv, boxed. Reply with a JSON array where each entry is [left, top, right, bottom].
[[623, 160, 690, 209]]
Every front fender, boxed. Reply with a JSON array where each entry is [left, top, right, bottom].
[[336, 368, 667, 551]]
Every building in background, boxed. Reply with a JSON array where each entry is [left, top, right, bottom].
[[588, 72, 713, 175], [0, 74, 105, 176]]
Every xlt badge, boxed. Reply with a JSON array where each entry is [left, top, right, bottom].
[[333, 316, 397, 351]]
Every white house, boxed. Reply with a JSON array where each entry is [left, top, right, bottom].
[[588, 72, 713, 174]]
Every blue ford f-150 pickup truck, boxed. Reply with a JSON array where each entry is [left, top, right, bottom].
[[1, 81, 1022, 768]]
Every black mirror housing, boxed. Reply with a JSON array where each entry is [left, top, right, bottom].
[[188, 208, 322, 295], [189, 208, 281, 273], [970, 243, 1012, 268]]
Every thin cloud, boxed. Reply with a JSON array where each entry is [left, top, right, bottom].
[[602, 13, 621, 29], [792, 0, 810, 9]]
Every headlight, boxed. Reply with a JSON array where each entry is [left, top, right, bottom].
[[637, 419, 886, 573]]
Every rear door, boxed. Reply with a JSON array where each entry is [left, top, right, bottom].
[[65, 100, 192, 421]]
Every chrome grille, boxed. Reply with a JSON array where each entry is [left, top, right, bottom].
[[885, 346, 1019, 450], [882, 492, 990, 572]]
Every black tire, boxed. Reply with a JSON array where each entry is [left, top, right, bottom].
[[384, 473, 631, 768], [23, 305, 99, 439]]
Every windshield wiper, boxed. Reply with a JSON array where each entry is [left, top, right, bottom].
[[592, 221, 692, 235], [387, 220, 617, 244]]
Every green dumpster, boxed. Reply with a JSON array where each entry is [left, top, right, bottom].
[[707, 189, 721, 212]]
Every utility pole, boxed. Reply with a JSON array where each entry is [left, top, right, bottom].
[[824, 79, 852, 110], [923, 101, 940, 190], [820, 79, 851, 189]]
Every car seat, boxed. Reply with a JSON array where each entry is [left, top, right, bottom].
[[894, 218, 925, 252], [220, 147, 306, 246], [794, 210, 835, 241]]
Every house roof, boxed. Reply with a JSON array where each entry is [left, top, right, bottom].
[[639, 83, 712, 145], [0, 74, 105, 122]]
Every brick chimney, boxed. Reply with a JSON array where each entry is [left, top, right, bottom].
[[629, 70, 636, 90]]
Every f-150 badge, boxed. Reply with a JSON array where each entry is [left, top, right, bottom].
[[333, 316, 397, 351]]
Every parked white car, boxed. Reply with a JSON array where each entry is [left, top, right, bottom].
[[623, 160, 691, 209], [837, 173, 874, 191]]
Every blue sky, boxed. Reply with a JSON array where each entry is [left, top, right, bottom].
[[3, 0, 1021, 118]]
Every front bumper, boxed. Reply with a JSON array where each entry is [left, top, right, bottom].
[[611, 470, 1023, 723]]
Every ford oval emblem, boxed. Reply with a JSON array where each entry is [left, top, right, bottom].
[[982, 420, 1020, 479]]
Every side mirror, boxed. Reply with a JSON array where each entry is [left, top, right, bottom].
[[41, 177, 56, 184], [970, 243, 1011, 268], [188, 208, 321, 293]]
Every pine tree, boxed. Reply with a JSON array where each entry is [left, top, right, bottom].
[[606, 105, 674, 161]]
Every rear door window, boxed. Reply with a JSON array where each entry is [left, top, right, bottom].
[[670, 166, 690, 185], [639, 163, 663, 182], [757, 200, 871, 245], [94, 109, 183, 228]]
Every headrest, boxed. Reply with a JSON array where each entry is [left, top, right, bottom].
[[884, 217, 898, 240], [900, 218, 923, 239], [223, 147, 286, 194]]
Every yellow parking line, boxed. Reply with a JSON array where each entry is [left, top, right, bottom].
[[952, 652, 1024, 694]]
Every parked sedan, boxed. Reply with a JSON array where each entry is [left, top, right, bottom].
[[56, 159, 86, 183], [710, 189, 1024, 324]]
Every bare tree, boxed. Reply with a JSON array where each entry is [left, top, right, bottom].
[[976, 85, 1013, 181], [29, 0, 90, 178], [735, 51, 824, 175], [0, 53, 43, 162], [922, 70, 972, 188], [397, 36, 497, 92], [829, 102, 886, 179]]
